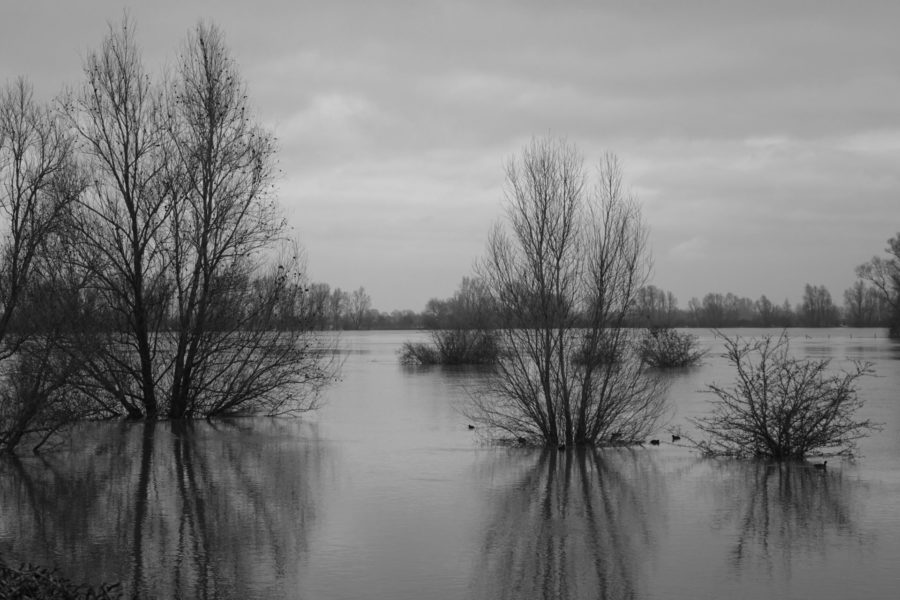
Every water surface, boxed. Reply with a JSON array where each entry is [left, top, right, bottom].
[[1, 329, 899, 598]]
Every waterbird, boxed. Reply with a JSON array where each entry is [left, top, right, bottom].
[[517, 437, 528, 445], [650, 439, 660, 446], [813, 461, 828, 470], [467, 424, 475, 430], [672, 435, 681, 442]]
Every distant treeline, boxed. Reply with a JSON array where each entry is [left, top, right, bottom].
[[629, 282, 890, 328], [318, 279, 892, 331]]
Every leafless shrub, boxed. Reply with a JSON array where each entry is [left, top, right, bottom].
[[637, 327, 706, 368], [690, 332, 877, 459], [399, 330, 498, 365]]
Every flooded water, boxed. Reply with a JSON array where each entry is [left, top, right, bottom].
[[1, 329, 899, 599]]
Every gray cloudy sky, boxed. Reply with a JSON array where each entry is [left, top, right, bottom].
[[2, 1, 898, 311]]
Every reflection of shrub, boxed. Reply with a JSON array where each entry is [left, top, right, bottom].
[[638, 327, 706, 368], [0, 560, 121, 599], [399, 329, 499, 365], [692, 333, 876, 459], [713, 462, 861, 570]]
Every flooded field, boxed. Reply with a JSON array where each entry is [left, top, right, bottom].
[[1, 329, 898, 598]]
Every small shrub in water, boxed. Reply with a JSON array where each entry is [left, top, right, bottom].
[[637, 327, 706, 368], [691, 332, 877, 459], [400, 329, 499, 366], [399, 341, 442, 365]]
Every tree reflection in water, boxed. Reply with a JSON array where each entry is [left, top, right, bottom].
[[471, 448, 665, 600], [0, 419, 328, 598], [708, 461, 867, 572]]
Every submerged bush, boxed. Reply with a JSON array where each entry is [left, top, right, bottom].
[[399, 341, 442, 365], [691, 333, 877, 459], [0, 560, 121, 599], [637, 327, 706, 368], [400, 329, 499, 365]]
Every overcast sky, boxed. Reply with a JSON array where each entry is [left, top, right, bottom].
[[2, 1, 898, 311]]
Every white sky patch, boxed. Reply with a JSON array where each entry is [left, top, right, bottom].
[[667, 237, 709, 262], [279, 93, 376, 143], [834, 130, 900, 156]]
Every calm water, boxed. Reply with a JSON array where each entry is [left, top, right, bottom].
[[1, 329, 899, 599]]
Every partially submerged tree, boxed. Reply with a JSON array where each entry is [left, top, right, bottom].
[[159, 24, 333, 417], [471, 137, 667, 446], [691, 333, 876, 459], [62, 19, 333, 420], [0, 78, 90, 453], [857, 233, 900, 337], [64, 17, 172, 418]]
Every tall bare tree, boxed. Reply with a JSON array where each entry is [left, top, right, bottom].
[[347, 286, 372, 329], [160, 23, 323, 418], [800, 284, 840, 327], [473, 137, 666, 446], [64, 19, 334, 419], [0, 78, 86, 452], [64, 17, 171, 418]]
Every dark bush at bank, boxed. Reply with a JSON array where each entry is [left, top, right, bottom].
[[0, 560, 121, 599]]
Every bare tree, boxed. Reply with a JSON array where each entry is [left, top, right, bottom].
[[0, 79, 78, 349], [327, 287, 347, 330], [800, 284, 840, 327], [0, 78, 88, 453], [347, 286, 372, 329], [473, 137, 666, 447], [62, 19, 334, 419], [633, 284, 678, 326], [64, 17, 171, 418], [158, 23, 332, 418], [842, 280, 887, 327], [857, 234, 900, 337], [691, 332, 876, 459], [755, 295, 775, 327]]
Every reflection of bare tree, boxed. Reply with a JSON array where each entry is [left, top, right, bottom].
[[708, 461, 866, 572], [471, 448, 665, 600], [0, 419, 328, 597]]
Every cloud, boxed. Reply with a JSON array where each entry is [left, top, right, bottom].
[[277, 92, 379, 151], [3, 0, 899, 310], [667, 237, 709, 262]]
